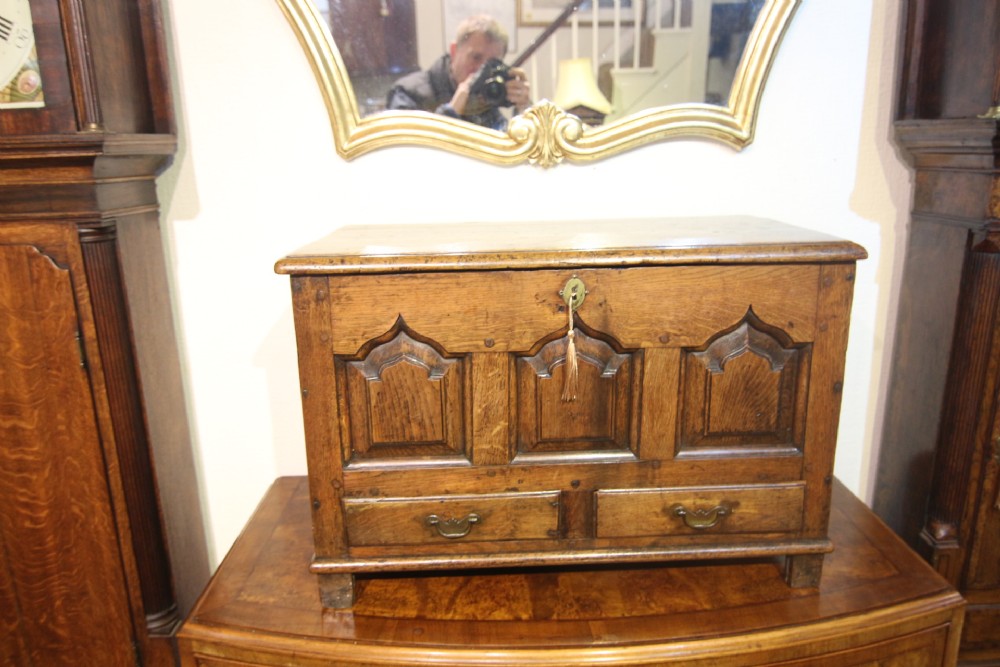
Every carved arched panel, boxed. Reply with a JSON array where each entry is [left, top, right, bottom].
[[679, 310, 809, 455], [516, 328, 640, 457], [340, 328, 465, 461]]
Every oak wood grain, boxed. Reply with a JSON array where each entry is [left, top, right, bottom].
[[321, 265, 826, 354], [470, 353, 511, 466], [594, 483, 805, 537], [343, 491, 561, 546], [0, 1, 181, 661], [282, 219, 864, 604], [289, 276, 348, 557], [274, 217, 867, 275], [178, 477, 965, 667], [0, 226, 136, 665]]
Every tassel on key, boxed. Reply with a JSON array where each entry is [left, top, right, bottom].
[[559, 276, 586, 402], [562, 286, 579, 402]]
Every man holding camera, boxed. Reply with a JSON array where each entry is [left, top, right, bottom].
[[386, 15, 531, 131]]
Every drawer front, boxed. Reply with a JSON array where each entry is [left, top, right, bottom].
[[777, 624, 951, 666], [344, 491, 560, 546], [595, 484, 805, 538]]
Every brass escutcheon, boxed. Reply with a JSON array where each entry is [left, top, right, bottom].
[[559, 276, 587, 311], [425, 513, 481, 539]]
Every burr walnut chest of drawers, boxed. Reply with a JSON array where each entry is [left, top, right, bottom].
[[275, 217, 866, 608]]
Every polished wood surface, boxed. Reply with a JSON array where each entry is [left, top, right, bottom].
[[178, 476, 965, 666], [0, 0, 183, 663], [279, 219, 863, 607], [0, 223, 136, 665], [275, 216, 866, 274], [873, 1, 1000, 662]]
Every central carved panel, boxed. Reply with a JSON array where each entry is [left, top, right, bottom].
[[516, 327, 640, 456]]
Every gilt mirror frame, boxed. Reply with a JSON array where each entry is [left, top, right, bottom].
[[277, 0, 800, 167]]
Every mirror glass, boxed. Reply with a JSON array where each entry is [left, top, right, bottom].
[[278, 0, 799, 167]]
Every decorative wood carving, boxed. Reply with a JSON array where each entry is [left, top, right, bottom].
[[516, 326, 639, 456], [341, 325, 466, 461], [680, 310, 808, 454]]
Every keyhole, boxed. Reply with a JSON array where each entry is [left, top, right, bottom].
[[561, 276, 587, 311]]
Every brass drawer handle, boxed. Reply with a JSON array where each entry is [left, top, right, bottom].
[[670, 503, 732, 529], [425, 513, 481, 539]]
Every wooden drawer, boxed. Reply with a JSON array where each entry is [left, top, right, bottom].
[[595, 483, 805, 538], [779, 625, 952, 666], [343, 491, 561, 546]]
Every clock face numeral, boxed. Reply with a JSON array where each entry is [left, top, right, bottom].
[[0, 15, 13, 42], [0, 0, 43, 107]]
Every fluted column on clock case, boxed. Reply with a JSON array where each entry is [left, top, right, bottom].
[[918, 236, 1000, 581], [78, 218, 178, 633]]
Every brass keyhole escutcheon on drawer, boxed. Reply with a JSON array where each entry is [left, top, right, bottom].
[[671, 503, 733, 530], [426, 513, 481, 539]]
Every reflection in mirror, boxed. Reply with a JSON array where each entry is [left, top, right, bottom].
[[278, 0, 799, 166], [322, 0, 765, 119]]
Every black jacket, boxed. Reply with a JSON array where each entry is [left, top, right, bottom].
[[386, 54, 509, 131]]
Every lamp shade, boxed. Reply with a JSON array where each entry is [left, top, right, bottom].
[[552, 58, 612, 115]]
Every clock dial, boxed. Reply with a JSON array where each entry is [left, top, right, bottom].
[[0, 0, 35, 93]]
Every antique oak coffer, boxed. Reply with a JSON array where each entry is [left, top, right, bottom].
[[275, 218, 866, 608]]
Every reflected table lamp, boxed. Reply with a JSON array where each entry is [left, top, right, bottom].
[[552, 57, 613, 125]]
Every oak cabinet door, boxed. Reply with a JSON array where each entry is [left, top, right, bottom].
[[0, 230, 136, 665]]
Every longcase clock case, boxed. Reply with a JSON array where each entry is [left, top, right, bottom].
[[0, 0, 180, 664], [873, 0, 1000, 662]]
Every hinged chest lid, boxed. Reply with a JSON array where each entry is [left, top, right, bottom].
[[275, 217, 866, 275]]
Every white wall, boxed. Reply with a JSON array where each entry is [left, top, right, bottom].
[[155, 0, 910, 569]]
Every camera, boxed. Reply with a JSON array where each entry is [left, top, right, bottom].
[[469, 58, 513, 109]]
